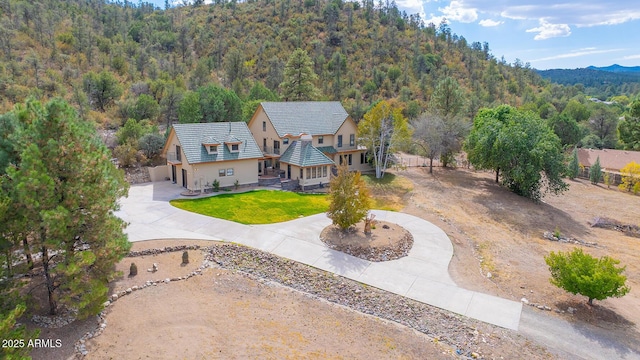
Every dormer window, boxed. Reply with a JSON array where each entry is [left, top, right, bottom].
[[283, 138, 289, 145], [209, 145, 218, 153], [226, 142, 241, 152]]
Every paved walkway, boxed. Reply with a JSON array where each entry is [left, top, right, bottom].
[[116, 181, 522, 330]]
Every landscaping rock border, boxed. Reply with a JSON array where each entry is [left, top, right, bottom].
[[320, 222, 414, 262], [74, 243, 531, 359]]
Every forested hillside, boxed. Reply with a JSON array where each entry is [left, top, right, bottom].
[[0, 0, 544, 124], [0, 0, 638, 156], [537, 68, 640, 99]]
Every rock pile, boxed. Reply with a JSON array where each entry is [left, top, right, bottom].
[[542, 231, 601, 248], [128, 245, 201, 257]]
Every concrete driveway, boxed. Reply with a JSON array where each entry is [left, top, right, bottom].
[[116, 181, 522, 330]]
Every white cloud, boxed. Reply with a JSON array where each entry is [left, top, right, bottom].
[[439, 0, 478, 23], [479, 19, 503, 27], [457, 0, 640, 27], [531, 48, 624, 63], [395, 0, 426, 19], [526, 19, 571, 40], [622, 54, 640, 60]]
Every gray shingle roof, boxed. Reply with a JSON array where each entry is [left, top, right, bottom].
[[279, 140, 335, 167], [260, 102, 349, 137], [172, 122, 262, 164], [316, 146, 337, 154]]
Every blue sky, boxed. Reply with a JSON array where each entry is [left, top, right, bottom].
[[146, 0, 640, 70]]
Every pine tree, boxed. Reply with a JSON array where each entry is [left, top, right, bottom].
[[589, 156, 602, 185], [7, 99, 131, 317], [568, 147, 580, 180], [280, 48, 319, 101]]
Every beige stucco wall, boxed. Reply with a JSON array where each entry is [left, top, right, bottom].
[[148, 165, 168, 182], [248, 108, 286, 154], [333, 150, 371, 172], [163, 128, 259, 191], [191, 158, 258, 190], [288, 164, 330, 188]]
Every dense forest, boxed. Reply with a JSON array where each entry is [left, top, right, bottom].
[[0, 0, 637, 155], [538, 67, 640, 99]]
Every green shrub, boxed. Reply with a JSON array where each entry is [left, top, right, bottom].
[[213, 179, 220, 192], [545, 248, 630, 305]]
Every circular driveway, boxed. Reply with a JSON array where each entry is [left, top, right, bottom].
[[116, 181, 522, 330]]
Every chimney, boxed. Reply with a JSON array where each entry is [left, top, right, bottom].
[[301, 133, 312, 146]]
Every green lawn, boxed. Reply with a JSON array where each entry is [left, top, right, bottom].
[[170, 190, 329, 224], [363, 173, 414, 211]]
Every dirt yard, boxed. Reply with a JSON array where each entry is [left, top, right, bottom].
[[81, 240, 450, 360], [401, 166, 640, 347]]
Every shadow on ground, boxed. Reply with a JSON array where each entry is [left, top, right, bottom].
[[557, 300, 640, 358]]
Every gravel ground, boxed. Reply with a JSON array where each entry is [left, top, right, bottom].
[[205, 243, 553, 359]]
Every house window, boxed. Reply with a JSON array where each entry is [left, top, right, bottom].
[[361, 152, 365, 164], [348, 154, 352, 165], [337, 135, 343, 147], [339, 156, 343, 165], [227, 168, 234, 176], [209, 145, 218, 153], [323, 166, 327, 177], [231, 144, 239, 151], [263, 121, 266, 131], [350, 134, 355, 146], [306, 168, 311, 178], [312, 167, 317, 178], [176, 145, 182, 161], [300, 168, 303, 179], [283, 138, 289, 145], [318, 135, 324, 144], [219, 169, 226, 177]]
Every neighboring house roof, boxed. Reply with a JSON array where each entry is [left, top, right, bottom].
[[171, 122, 262, 164], [260, 101, 349, 137], [577, 148, 640, 172], [316, 146, 337, 154], [279, 140, 335, 167]]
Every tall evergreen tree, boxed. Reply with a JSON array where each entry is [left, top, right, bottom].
[[568, 147, 580, 180], [7, 99, 131, 317], [280, 48, 319, 101], [589, 156, 602, 185]]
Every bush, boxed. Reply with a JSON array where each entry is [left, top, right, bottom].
[[567, 147, 580, 180], [589, 156, 602, 184], [114, 144, 138, 168], [545, 248, 630, 305], [327, 165, 371, 231], [619, 161, 640, 193], [129, 262, 138, 276], [213, 179, 220, 192], [182, 251, 189, 264]]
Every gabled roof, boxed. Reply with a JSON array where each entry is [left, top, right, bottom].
[[260, 102, 349, 137], [170, 122, 262, 164], [578, 148, 640, 172], [279, 140, 335, 167]]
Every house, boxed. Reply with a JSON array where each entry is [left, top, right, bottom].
[[248, 101, 370, 187], [578, 148, 640, 173], [162, 122, 263, 191], [577, 148, 640, 183]]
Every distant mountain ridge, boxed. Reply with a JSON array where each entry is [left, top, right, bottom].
[[586, 64, 640, 73], [537, 65, 640, 97]]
